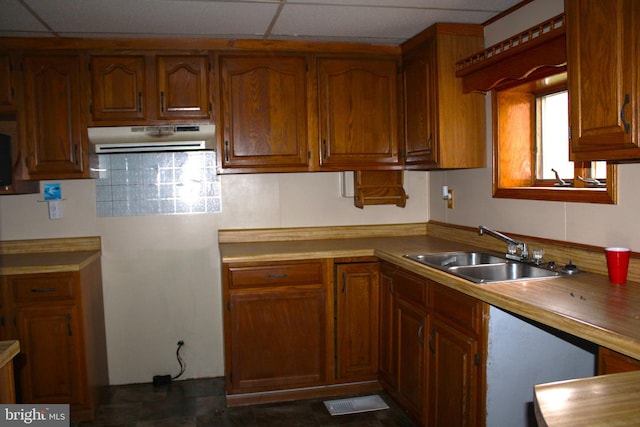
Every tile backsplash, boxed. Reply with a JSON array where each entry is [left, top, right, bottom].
[[93, 151, 220, 217]]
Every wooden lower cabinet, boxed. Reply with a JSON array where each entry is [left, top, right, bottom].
[[598, 347, 640, 374], [335, 262, 379, 382], [1, 260, 108, 423], [224, 260, 329, 395], [380, 262, 487, 427], [396, 298, 428, 423]]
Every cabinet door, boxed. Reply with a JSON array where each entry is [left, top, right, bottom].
[[379, 267, 397, 388], [318, 58, 401, 169], [567, 0, 640, 160], [22, 54, 86, 178], [90, 55, 146, 122], [0, 53, 15, 111], [428, 319, 479, 427], [403, 41, 437, 168], [396, 298, 428, 424], [335, 263, 379, 381], [15, 305, 85, 406], [598, 347, 640, 374], [156, 55, 211, 120], [219, 55, 309, 170], [228, 288, 325, 392]]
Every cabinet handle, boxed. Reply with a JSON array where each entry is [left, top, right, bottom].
[[74, 144, 79, 165], [621, 93, 631, 134], [66, 313, 72, 336], [137, 91, 143, 112], [418, 322, 425, 348], [31, 287, 56, 293], [426, 133, 433, 151], [224, 141, 229, 162], [428, 328, 436, 354], [322, 139, 327, 160], [160, 91, 165, 112], [341, 272, 346, 293], [265, 273, 288, 279]]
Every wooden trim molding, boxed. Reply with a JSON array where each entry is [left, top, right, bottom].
[[456, 14, 566, 94]]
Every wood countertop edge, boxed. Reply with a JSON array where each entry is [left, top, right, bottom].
[[534, 370, 640, 426], [0, 236, 101, 255], [0, 251, 101, 275], [0, 340, 19, 369]]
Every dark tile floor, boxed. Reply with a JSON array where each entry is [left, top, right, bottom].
[[75, 377, 418, 426]]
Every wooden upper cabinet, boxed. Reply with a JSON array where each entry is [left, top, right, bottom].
[[402, 24, 485, 170], [156, 55, 210, 120], [0, 53, 15, 111], [218, 54, 309, 171], [403, 42, 437, 167], [22, 54, 87, 178], [566, 0, 640, 161], [318, 57, 402, 170], [89, 54, 211, 124], [90, 55, 146, 121]]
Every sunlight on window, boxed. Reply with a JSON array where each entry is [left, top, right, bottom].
[[538, 91, 570, 180]]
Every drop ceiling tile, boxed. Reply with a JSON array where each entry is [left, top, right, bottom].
[[0, 0, 51, 34], [288, 0, 514, 10], [24, 0, 279, 38], [273, 4, 494, 42]]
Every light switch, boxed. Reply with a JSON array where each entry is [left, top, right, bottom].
[[48, 200, 63, 219]]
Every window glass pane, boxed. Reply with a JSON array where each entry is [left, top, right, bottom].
[[592, 161, 607, 180], [537, 91, 571, 180]]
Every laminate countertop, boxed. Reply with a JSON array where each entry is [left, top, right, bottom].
[[0, 340, 19, 369]]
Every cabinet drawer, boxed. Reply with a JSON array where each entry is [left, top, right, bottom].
[[9, 273, 75, 303], [394, 269, 428, 309], [227, 262, 323, 289], [433, 285, 482, 335]]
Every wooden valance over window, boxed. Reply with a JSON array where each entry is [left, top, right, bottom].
[[455, 14, 566, 94]]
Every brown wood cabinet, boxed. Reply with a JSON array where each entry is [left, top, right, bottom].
[[318, 57, 402, 170], [90, 54, 211, 124], [598, 347, 640, 374], [0, 260, 108, 423], [223, 260, 328, 394], [379, 262, 487, 427], [0, 53, 15, 111], [401, 24, 485, 169], [566, 0, 640, 161], [218, 54, 310, 172], [22, 53, 88, 178], [429, 284, 486, 427], [335, 262, 379, 382], [381, 263, 429, 424]]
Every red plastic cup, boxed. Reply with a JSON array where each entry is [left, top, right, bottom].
[[605, 247, 631, 284]]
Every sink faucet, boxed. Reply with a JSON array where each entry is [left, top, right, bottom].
[[478, 226, 529, 260]]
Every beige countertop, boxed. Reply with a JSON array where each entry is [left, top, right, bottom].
[[534, 370, 640, 426], [0, 236, 101, 276], [0, 340, 19, 369]]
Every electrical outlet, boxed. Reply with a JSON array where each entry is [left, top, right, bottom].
[[447, 189, 454, 209]]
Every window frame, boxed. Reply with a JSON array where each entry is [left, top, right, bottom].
[[492, 67, 617, 204]]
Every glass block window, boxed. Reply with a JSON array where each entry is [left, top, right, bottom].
[[93, 151, 220, 217]]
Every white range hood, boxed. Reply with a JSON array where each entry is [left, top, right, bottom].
[[88, 124, 215, 154]]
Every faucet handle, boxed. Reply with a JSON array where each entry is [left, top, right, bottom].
[[507, 244, 518, 255]]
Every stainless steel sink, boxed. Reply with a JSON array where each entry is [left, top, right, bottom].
[[404, 251, 506, 268], [403, 251, 564, 284], [448, 263, 561, 284]]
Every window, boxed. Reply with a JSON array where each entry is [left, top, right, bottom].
[[493, 68, 617, 204]]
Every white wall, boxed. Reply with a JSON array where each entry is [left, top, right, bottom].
[[430, 0, 640, 251], [0, 171, 428, 384]]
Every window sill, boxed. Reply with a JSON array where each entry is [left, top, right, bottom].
[[493, 186, 616, 204]]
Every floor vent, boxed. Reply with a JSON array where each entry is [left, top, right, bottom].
[[323, 395, 389, 416]]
